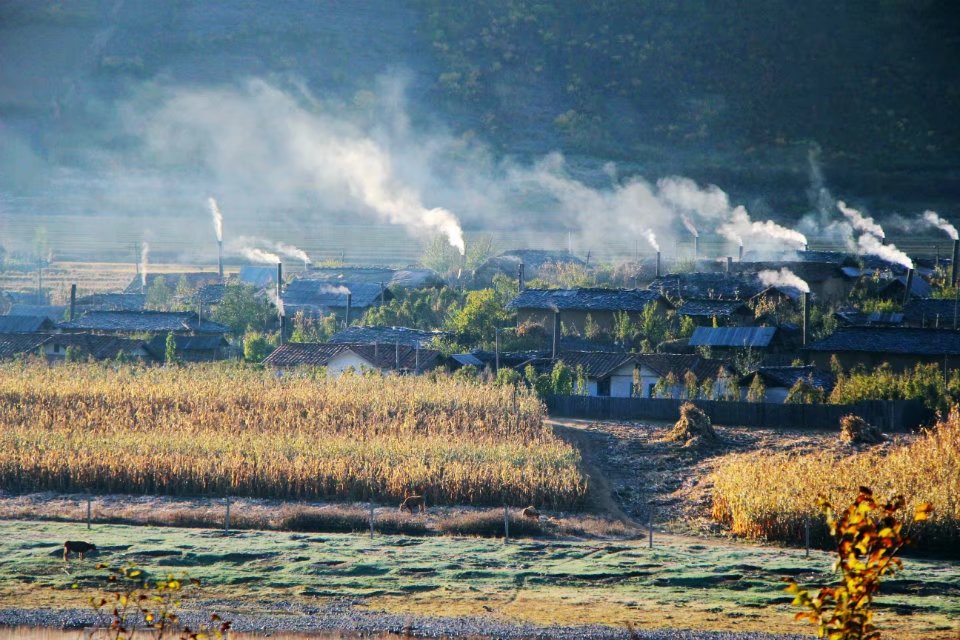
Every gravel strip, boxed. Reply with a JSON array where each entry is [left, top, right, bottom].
[[0, 603, 811, 639]]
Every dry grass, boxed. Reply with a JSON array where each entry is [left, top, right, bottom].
[[711, 407, 960, 551], [0, 362, 587, 508]]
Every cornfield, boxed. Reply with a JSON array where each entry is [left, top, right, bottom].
[[0, 362, 587, 508], [711, 408, 960, 551]]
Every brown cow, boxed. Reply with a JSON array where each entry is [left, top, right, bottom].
[[521, 506, 541, 520], [399, 495, 426, 514], [64, 540, 96, 562]]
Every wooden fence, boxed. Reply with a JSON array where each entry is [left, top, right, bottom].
[[544, 395, 931, 432]]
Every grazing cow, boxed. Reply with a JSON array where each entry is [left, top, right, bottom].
[[521, 506, 541, 520], [63, 540, 96, 562], [399, 495, 426, 514]]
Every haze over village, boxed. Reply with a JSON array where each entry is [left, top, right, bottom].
[[0, 2, 957, 640]]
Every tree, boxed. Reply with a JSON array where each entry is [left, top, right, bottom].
[[465, 234, 497, 271], [683, 370, 698, 399], [243, 330, 275, 362], [678, 315, 696, 339], [700, 377, 715, 400], [746, 373, 765, 402], [420, 234, 462, 276], [584, 313, 601, 340], [494, 368, 521, 387], [146, 276, 173, 310], [550, 360, 575, 395], [785, 375, 826, 404], [290, 310, 338, 343], [613, 310, 636, 347], [447, 288, 511, 347], [212, 283, 275, 335], [639, 301, 669, 347], [164, 332, 178, 365]]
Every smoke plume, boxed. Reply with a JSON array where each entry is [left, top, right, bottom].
[[240, 247, 282, 264], [680, 214, 699, 238], [657, 177, 730, 219], [758, 267, 810, 293], [719, 206, 807, 249], [856, 233, 913, 269], [642, 229, 660, 252], [922, 210, 959, 241], [837, 200, 885, 238], [140, 242, 149, 288], [275, 242, 312, 264], [318, 284, 352, 295], [208, 197, 224, 242]]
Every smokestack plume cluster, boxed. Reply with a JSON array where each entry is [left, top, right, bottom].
[[758, 267, 810, 294], [140, 242, 150, 291]]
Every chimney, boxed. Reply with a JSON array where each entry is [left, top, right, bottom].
[[726, 256, 732, 274], [345, 292, 352, 327], [693, 236, 699, 262], [276, 262, 283, 303], [518, 262, 525, 292], [279, 314, 286, 345], [952, 239, 959, 286], [802, 291, 810, 347], [380, 281, 386, 304], [738, 244, 744, 262], [655, 251, 661, 278], [69, 284, 76, 322], [217, 240, 224, 280], [552, 311, 561, 360], [903, 268, 915, 306]]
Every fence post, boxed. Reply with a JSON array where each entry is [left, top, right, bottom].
[[224, 497, 231, 534], [804, 515, 811, 558], [648, 506, 654, 549], [369, 499, 375, 538], [503, 505, 510, 543], [86, 497, 92, 530]]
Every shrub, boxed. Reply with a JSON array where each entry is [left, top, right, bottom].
[[438, 510, 544, 538]]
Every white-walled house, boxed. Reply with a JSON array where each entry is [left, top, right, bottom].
[[519, 351, 638, 397], [634, 354, 730, 399], [263, 342, 441, 376]]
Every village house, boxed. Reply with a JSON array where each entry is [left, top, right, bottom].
[[282, 280, 392, 322], [58, 310, 230, 336], [733, 261, 850, 303], [804, 327, 960, 372], [41, 333, 157, 362], [506, 288, 672, 336], [834, 309, 905, 328], [73, 293, 146, 313], [0, 333, 49, 360], [634, 353, 729, 399], [902, 298, 960, 329], [262, 342, 441, 376], [145, 334, 233, 362], [518, 351, 638, 397], [0, 315, 57, 333], [328, 325, 446, 348], [878, 275, 933, 301], [688, 326, 785, 356], [473, 249, 587, 288], [7, 304, 67, 322]]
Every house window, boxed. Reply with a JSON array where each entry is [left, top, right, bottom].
[[648, 383, 655, 399], [53, 344, 62, 354], [597, 378, 611, 397]]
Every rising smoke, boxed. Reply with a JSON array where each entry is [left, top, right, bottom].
[[856, 233, 913, 269], [140, 242, 149, 288], [922, 210, 959, 241], [208, 197, 224, 242], [642, 229, 660, 252], [718, 206, 807, 249], [758, 267, 810, 293], [240, 247, 282, 264], [837, 200, 885, 238]]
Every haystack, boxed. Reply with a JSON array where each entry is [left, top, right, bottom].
[[666, 402, 718, 448], [839, 414, 885, 445]]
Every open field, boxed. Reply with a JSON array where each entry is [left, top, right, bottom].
[[0, 521, 957, 638], [0, 363, 586, 508]]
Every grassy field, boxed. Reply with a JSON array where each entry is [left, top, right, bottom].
[[0, 521, 957, 638], [0, 363, 586, 508]]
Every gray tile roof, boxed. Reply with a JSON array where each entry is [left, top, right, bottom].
[[881, 275, 933, 298], [8, 305, 67, 321], [59, 310, 230, 334], [517, 351, 636, 379], [677, 299, 752, 318], [834, 310, 905, 327], [0, 333, 48, 359], [688, 326, 778, 348], [507, 288, 669, 312], [903, 298, 960, 326], [329, 325, 445, 348], [263, 342, 441, 371], [0, 315, 57, 332], [74, 293, 145, 312], [804, 327, 960, 356], [649, 273, 765, 300], [635, 354, 728, 380], [282, 281, 389, 315], [42, 333, 156, 360], [297, 267, 444, 289]]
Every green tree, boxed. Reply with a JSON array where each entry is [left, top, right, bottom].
[[678, 315, 696, 339], [551, 360, 575, 395], [494, 367, 521, 387], [613, 310, 636, 347], [639, 301, 669, 347], [700, 377, 715, 400], [64, 345, 82, 363], [290, 310, 338, 343], [465, 234, 497, 271], [146, 276, 173, 310], [164, 332, 178, 364], [243, 330, 275, 362], [212, 283, 275, 335], [447, 288, 511, 347], [584, 313, 601, 340], [420, 234, 462, 276], [684, 370, 698, 399]]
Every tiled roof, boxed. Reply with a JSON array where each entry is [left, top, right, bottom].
[[74, 293, 146, 312], [125, 273, 221, 294], [635, 353, 728, 380], [743, 365, 835, 392], [42, 333, 156, 360], [517, 350, 636, 379], [881, 275, 933, 298], [329, 325, 445, 348], [146, 334, 229, 354], [474, 250, 587, 285], [903, 298, 960, 326], [677, 299, 751, 318], [0, 315, 57, 333], [194, 284, 226, 306], [804, 327, 960, 356], [834, 310, 904, 327], [8, 305, 67, 321], [688, 326, 778, 348], [263, 342, 440, 371], [0, 333, 48, 359], [59, 310, 230, 334], [507, 288, 668, 312], [282, 281, 388, 314], [732, 261, 842, 283], [649, 273, 765, 300]]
